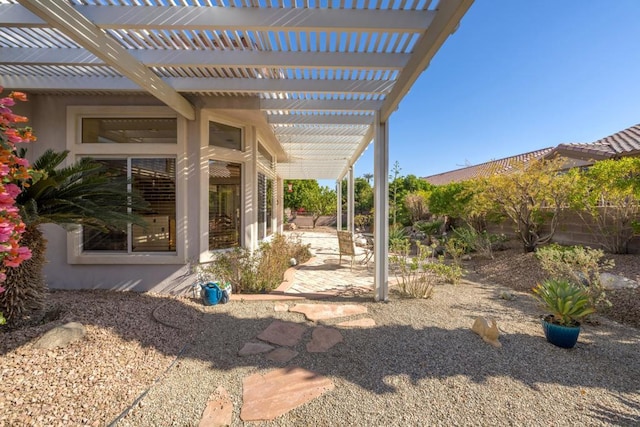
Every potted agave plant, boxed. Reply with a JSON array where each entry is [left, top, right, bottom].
[[532, 278, 595, 349]]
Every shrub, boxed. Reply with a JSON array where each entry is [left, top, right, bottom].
[[535, 244, 614, 309], [197, 233, 311, 293], [451, 227, 506, 259], [424, 259, 464, 285]]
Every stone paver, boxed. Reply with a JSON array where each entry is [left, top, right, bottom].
[[240, 367, 334, 421], [198, 386, 233, 427], [265, 348, 298, 363], [336, 318, 376, 328], [238, 342, 275, 356], [306, 326, 343, 352], [290, 303, 368, 321], [274, 303, 289, 312], [257, 320, 306, 347]]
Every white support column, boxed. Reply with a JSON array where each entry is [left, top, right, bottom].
[[347, 166, 355, 233], [244, 126, 258, 251], [373, 111, 389, 302], [336, 180, 343, 231], [272, 170, 279, 235]]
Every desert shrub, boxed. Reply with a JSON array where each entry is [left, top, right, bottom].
[[388, 224, 408, 251], [198, 233, 311, 293], [414, 219, 443, 237], [535, 244, 614, 309], [443, 237, 467, 266], [354, 213, 372, 231], [452, 227, 506, 259], [390, 242, 465, 298]]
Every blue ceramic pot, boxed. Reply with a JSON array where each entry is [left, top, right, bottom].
[[541, 316, 581, 348]]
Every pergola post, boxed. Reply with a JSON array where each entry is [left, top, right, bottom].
[[347, 166, 355, 233], [373, 111, 389, 301], [336, 179, 343, 231]]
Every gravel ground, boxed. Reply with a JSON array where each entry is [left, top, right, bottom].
[[1, 248, 639, 426]]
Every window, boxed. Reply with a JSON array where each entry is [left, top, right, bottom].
[[209, 160, 241, 250], [82, 158, 176, 253], [209, 121, 242, 150], [82, 118, 177, 144]]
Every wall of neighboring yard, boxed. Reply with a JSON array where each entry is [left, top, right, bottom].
[[486, 208, 640, 254]]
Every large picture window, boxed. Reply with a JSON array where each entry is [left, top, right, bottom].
[[82, 158, 176, 253], [209, 160, 241, 250]]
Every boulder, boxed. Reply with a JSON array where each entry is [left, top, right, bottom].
[[34, 322, 86, 349]]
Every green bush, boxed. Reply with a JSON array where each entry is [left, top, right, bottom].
[[197, 233, 311, 293], [535, 244, 614, 309], [451, 227, 506, 259]]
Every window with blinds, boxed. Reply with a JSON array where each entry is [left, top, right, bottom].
[[82, 158, 177, 253], [209, 160, 241, 250]]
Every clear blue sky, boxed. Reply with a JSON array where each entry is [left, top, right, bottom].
[[347, 0, 640, 182]]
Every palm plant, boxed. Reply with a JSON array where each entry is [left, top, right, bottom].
[[0, 149, 146, 322]]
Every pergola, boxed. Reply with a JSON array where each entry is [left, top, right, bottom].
[[0, 0, 473, 300]]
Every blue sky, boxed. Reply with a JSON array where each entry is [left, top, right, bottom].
[[349, 0, 640, 182]]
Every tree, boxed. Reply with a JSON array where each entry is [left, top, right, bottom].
[[0, 150, 146, 322], [476, 157, 574, 252], [340, 177, 373, 214], [362, 173, 373, 185], [283, 179, 319, 212], [568, 157, 640, 254], [302, 185, 336, 228], [404, 190, 430, 224]]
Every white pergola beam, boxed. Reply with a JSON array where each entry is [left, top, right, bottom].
[[380, 0, 474, 121], [2, 74, 394, 95], [0, 47, 409, 71], [268, 115, 374, 125], [16, 0, 195, 121], [0, 4, 435, 33], [261, 98, 384, 112]]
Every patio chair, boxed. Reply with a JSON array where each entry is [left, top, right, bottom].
[[337, 230, 357, 270]]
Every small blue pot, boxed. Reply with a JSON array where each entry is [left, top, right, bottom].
[[541, 316, 581, 349], [201, 282, 222, 306]]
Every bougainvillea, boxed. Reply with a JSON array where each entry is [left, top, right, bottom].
[[0, 86, 36, 323]]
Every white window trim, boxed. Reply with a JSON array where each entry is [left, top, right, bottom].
[[66, 106, 187, 265], [199, 111, 247, 263]]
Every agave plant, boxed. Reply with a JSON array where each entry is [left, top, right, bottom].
[[532, 278, 596, 327], [0, 149, 146, 323]]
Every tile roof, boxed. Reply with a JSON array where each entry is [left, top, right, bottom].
[[553, 123, 640, 160], [423, 147, 554, 185], [423, 123, 640, 186]]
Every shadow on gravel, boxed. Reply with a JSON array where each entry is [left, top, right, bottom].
[[2, 290, 640, 425]]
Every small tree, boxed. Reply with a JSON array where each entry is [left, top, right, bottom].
[[568, 157, 640, 254], [477, 157, 574, 252], [303, 185, 336, 228], [404, 191, 430, 224]]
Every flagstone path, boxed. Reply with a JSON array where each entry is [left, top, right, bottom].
[[198, 301, 376, 424]]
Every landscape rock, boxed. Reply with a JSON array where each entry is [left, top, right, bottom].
[[198, 386, 233, 427], [240, 367, 334, 421], [600, 273, 638, 290], [257, 320, 306, 347], [238, 342, 274, 356], [33, 322, 86, 349], [307, 327, 343, 352], [289, 303, 367, 321], [265, 348, 298, 363]]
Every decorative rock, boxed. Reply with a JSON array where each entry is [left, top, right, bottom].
[[471, 316, 501, 348], [336, 318, 376, 328], [499, 291, 515, 300], [240, 367, 334, 421], [265, 347, 298, 363], [307, 327, 343, 352], [601, 273, 638, 290], [274, 303, 289, 312], [198, 386, 233, 427], [238, 342, 275, 356], [33, 322, 86, 349], [257, 320, 306, 347], [289, 303, 367, 321]]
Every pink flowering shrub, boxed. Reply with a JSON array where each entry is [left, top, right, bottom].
[[0, 86, 36, 323]]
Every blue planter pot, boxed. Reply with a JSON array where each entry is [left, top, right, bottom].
[[541, 316, 581, 348]]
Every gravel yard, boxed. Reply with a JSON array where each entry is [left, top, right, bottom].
[[1, 247, 639, 426]]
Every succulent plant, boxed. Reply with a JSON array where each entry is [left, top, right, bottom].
[[532, 278, 595, 327]]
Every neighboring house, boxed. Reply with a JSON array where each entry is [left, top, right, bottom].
[[422, 123, 640, 253], [1, 1, 473, 298], [423, 123, 640, 185]]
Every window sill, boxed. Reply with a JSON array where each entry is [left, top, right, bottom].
[[69, 253, 185, 265]]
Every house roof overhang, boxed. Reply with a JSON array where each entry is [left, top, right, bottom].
[[1, 0, 473, 180]]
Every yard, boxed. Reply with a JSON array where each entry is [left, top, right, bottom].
[[0, 244, 639, 426]]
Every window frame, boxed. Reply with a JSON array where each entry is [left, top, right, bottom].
[[66, 106, 186, 265]]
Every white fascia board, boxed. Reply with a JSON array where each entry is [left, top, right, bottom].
[[273, 126, 369, 136], [1, 47, 408, 70], [16, 0, 195, 120], [0, 75, 142, 91], [381, 0, 474, 121], [340, 126, 375, 179], [284, 135, 363, 144], [261, 98, 383, 112], [267, 115, 374, 126]]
